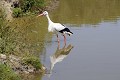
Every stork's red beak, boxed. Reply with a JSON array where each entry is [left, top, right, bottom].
[[37, 13, 44, 17]]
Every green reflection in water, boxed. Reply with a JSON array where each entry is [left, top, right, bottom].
[[51, 0, 120, 25]]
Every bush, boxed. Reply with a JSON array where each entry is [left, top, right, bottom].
[[0, 64, 21, 80], [19, 0, 45, 12], [12, 8, 22, 17]]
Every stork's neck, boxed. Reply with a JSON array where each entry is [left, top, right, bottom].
[[46, 14, 53, 24]]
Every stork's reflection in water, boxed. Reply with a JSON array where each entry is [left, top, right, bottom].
[[47, 44, 74, 77]]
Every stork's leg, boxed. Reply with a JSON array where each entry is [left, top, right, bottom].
[[63, 34, 66, 45], [56, 34, 60, 45]]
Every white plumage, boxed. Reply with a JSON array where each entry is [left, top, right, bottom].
[[38, 11, 73, 45], [48, 23, 65, 32]]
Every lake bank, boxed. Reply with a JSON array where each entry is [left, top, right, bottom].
[[0, 0, 60, 80]]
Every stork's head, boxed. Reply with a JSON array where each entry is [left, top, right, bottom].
[[37, 11, 48, 17]]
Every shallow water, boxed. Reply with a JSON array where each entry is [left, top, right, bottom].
[[40, 0, 120, 80], [41, 22, 120, 80]]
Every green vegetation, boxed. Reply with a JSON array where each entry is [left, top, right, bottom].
[[0, 8, 44, 55], [0, 64, 21, 80], [0, 9, 16, 54], [12, 8, 22, 17], [0, 0, 52, 79], [22, 55, 42, 70], [0, 25, 16, 54], [0, 7, 43, 72], [0, 15, 43, 80], [20, 0, 45, 12], [13, 0, 46, 17]]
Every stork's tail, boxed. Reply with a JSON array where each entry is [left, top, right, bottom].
[[59, 28, 73, 36], [64, 28, 73, 36], [67, 31, 73, 36]]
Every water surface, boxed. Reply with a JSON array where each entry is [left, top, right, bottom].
[[41, 0, 120, 80]]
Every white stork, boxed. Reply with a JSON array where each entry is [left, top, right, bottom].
[[37, 11, 73, 45]]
